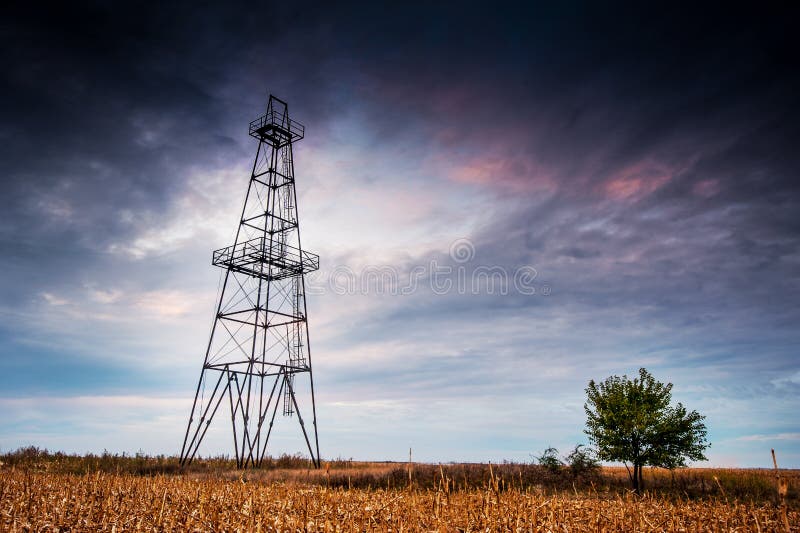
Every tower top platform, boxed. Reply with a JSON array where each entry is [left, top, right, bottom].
[[248, 94, 305, 146]]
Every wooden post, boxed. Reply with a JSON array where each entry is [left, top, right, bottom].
[[771, 449, 790, 533], [407, 447, 413, 489]]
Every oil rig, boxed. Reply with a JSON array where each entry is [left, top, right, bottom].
[[179, 95, 320, 468]]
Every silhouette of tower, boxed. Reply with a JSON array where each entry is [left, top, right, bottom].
[[180, 95, 320, 468]]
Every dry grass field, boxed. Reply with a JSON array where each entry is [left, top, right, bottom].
[[1, 450, 797, 531]]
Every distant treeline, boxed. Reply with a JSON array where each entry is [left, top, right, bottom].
[[1, 446, 796, 507]]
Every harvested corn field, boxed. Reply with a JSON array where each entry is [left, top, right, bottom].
[[1, 468, 797, 532]]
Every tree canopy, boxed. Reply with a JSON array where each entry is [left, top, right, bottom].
[[584, 367, 709, 491]]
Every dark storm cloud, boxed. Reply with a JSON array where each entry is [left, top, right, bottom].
[[2, 2, 333, 305], [331, 3, 798, 201], [4, 1, 796, 240]]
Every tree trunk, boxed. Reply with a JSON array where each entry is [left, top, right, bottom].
[[632, 463, 640, 493], [638, 463, 644, 491]]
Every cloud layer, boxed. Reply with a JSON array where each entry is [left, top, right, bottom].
[[1, 2, 798, 466]]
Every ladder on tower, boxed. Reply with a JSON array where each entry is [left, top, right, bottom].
[[283, 371, 294, 416]]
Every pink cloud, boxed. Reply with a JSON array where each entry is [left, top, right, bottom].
[[602, 160, 673, 201], [427, 150, 557, 193], [450, 157, 521, 185], [692, 178, 721, 198]]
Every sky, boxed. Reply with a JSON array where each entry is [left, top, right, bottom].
[[1, 2, 798, 467]]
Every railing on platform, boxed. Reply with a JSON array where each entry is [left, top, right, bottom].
[[212, 237, 319, 280]]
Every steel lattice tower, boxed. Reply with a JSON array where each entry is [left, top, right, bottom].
[[180, 95, 320, 468]]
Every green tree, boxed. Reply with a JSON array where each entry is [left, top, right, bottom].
[[584, 368, 709, 492]]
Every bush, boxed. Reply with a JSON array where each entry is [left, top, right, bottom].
[[564, 445, 600, 479], [536, 447, 564, 473]]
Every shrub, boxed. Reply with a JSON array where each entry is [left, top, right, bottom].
[[564, 445, 600, 479], [536, 447, 564, 473]]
